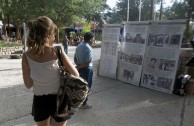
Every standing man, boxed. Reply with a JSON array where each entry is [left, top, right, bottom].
[[62, 34, 69, 54], [74, 32, 94, 109]]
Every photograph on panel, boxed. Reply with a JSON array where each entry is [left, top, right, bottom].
[[119, 52, 130, 63], [169, 34, 181, 46], [156, 77, 173, 90], [155, 35, 163, 47], [159, 59, 175, 72], [147, 34, 169, 47], [147, 34, 156, 46], [132, 34, 145, 44], [148, 57, 157, 69], [130, 54, 143, 65], [125, 32, 134, 43], [154, 34, 169, 47], [119, 53, 143, 65], [142, 74, 157, 86], [122, 69, 134, 81]]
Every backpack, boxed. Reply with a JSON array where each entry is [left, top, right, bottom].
[[173, 74, 190, 96]]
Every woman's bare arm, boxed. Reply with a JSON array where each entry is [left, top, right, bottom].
[[61, 50, 79, 77], [22, 54, 33, 89]]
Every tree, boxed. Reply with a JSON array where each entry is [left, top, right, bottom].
[[162, 1, 188, 19], [162, 0, 194, 40], [107, 0, 161, 24], [0, 0, 107, 40], [0, 0, 13, 38], [107, 0, 139, 23], [185, 0, 194, 40]]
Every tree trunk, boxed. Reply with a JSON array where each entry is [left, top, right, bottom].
[[185, 0, 192, 42], [159, 0, 163, 20], [150, 0, 154, 20], [7, 15, 10, 37], [16, 22, 20, 40], [2, 20, 8, 42]]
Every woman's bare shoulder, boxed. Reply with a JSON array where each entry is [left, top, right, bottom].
[[25, 49, 34, 58]]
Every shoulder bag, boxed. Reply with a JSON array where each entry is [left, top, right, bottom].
[[54, 46, 89, 116]]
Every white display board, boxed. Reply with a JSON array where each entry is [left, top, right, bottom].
[[99, 24, 121, 79], [141, 20, 186, 94], [118, 22, 148, 86]]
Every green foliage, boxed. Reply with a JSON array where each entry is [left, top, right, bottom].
[[0, 0, 106, 27], [58, 28, 65, 43], [0, 0, 108, 42], [189, 26, 194, 39], [106, 0, 192, 23], [95, 32, 102, 41], [162, 1, 189, 19], [107, 0, 159, 23], [82, 22, 91, 33]]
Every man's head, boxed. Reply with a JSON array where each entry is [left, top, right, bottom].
[[136, 34, 141, 37], [84, 32, 94, 45], [151, 58, 157, 63]]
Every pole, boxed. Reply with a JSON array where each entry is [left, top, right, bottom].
[[94, 18, 96, 45], [127, 0, 129, 22], [23, 23, 27, 52], [159, 0, 163, 20], [149, 0, 154, 20], [139, 0, 142, 21]]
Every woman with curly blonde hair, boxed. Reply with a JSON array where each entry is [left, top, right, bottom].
[[22, 16, 79, 126]]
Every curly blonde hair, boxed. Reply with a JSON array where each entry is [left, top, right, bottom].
[[27, 16, 57, 56]]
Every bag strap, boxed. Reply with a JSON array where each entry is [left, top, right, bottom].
[[55, 46, 65, 67], [54, 46, 71, 116]]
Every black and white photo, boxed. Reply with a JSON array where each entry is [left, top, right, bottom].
[[123, 69, 134, 81], [154, 35, 164, 47], [157, 77, 173, 90], [133, 34, 145, 44], [147, 34, 156, 46], [147, 34, 169, 47], [120, 53, 143, 65], [125, 32, 133, 43], [159, 59, 175, 71], [148, 58, 157, 69], [169, 34, 181, 45], [143, 74, 157, 86]]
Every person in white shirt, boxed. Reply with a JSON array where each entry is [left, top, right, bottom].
[[22, 16, 79, 126]]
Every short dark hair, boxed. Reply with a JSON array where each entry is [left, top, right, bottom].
[[84, 32, 94, 42], [151, 58, 157, 62]]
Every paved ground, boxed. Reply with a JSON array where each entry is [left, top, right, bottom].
[[0, 46, 194, 126]]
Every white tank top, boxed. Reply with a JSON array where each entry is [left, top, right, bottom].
[[26, 54, 60, 95]]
